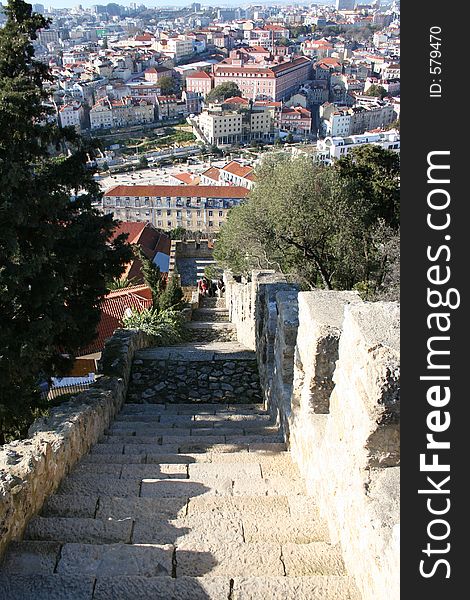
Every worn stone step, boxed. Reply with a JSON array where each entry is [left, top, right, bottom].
[[0, 574, 96, 600], [41, 496, 99, 519], [174, 541, 345, 577], [134, 343, 256, 363], [56, 543, 173, 577], [184, 322, 235, 331], [140, 477, 233, 498], [131, 514, 244, 546], [0, 541, 61, 575], [232, 475, 306, 496], [57, 475, 140, 497], [24, 517, 133, 544], [192, 308, 229, 323], [95, 497, 189, 521], [120, 463, 188, 480], [231, 576, 362, 600], [93, 575, 231, 600], [186, 495, 291, 518]]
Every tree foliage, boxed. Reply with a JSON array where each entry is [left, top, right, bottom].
[[205, 82, 241, 103], [158, 273, 185, 312], [158, 75, 177, 96], [135, 246, 165, 306], [365, 84, 388, 99], [213, 147, 399, 298], [0, 1, 132, 441], [123, 307, 185, 346]]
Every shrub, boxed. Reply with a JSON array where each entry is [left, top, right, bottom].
[[123, 307, 186, 345]]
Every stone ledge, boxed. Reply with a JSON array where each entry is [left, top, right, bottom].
[[0, 329, 150, 559]]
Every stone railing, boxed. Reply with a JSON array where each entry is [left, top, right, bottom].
[[0, 329, 150, 559], [224, 270, 400, 600]]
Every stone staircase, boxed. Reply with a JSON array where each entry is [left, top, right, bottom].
[[184, 298, 237, 344], [0, 302, 361, 600]]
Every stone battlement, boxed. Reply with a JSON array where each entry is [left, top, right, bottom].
[[224, 270, 400, 600]]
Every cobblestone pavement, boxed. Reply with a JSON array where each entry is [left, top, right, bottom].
[[0, 300, 361, 600]]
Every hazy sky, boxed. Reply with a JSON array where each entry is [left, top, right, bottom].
[[34, 1, 319, 9]]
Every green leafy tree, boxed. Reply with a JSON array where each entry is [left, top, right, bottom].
[[365, 84, 388, 99], [158, 75, 177, 96], [0, 0, 132, 442], [214, 149, 399, 296], [205, 82, 241, 103], [138, 155, 149, 169]]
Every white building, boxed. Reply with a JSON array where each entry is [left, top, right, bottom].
[[58, 102, 85, 132], [317, 130, 400, 164]]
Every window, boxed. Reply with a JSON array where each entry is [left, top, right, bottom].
[[167, 221, 172, 227], [219, 211, 223, 217], [209, 210, 213, 216], [208, 221, 213, 227], [167, 210, 171, 216]]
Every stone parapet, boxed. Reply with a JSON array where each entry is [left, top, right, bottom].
[[0, 329, 150, 559], [223, 271, 400, 600]]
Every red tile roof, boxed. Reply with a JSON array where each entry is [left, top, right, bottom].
[[105, 184, 249, 199], [187, 70, 212, 79], [79, 285, 153, 355], [173, 172, 198, 185], [201, 166, 221, 182], [222, 161, 254, 179]]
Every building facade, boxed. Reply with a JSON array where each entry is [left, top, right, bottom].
[[102, 184, 249, 232]]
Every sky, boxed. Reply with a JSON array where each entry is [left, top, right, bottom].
[[33, 1, 326, 9]]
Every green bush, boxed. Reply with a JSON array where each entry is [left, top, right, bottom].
[[122, 307, 186, 345]]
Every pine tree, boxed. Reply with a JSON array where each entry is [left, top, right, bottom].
[[0, 1, 132, 442], [158, 272, 184, 312], [135, 246, 165, 306]]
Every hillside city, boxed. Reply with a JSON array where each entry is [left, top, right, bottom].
[[7, 0, 400, 234], [0, 2, 401, 597]]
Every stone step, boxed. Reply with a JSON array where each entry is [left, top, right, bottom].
[[184, 322, 237, 343], [134, 343, 255, 362], [2, 540, 345, 577], [24, 517, 133, 544], [174, 541, 346, 577], [191, 308, 229, 323], [0, 574, 360, 600], [120, 404, 268, 416]]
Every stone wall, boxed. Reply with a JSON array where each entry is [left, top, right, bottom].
[[127, 352, 262, 404], [224, 271, 400, 600], [0, 329, 150, 559]]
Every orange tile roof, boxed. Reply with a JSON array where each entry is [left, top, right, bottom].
[[79, 285, 153, 355], [201, 166, 221, 182], [173, 172, 198, 184], [187, 70, 212, 79], [222, 161, 254, 178], [105, 184, 249, 199]]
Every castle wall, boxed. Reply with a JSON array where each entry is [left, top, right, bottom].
[[224, 270, 400, 600]]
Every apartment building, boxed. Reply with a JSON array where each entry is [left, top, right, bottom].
[[185, 70, 213, 96], [197, 102, 274, 145], [278, 106, 312, 135], [90, 97, 155, 129], [320, 101, 396, 137], [213, 56, 312, 102], [316, 130, 400, 164], [102, 184, 249, 232], [58, 102, 86, 132]]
